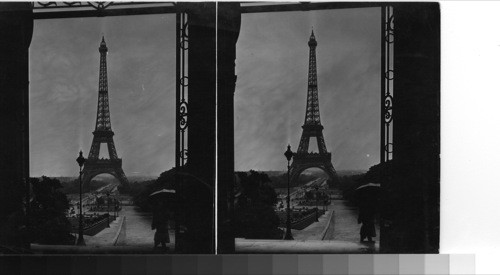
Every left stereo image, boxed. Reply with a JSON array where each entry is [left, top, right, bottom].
[[0, 2, 216, 254]]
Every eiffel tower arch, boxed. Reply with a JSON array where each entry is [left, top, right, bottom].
[[290, 30, 339, 187], [82, 37, 129, 188]]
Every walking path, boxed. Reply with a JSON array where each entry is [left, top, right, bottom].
[[83, 206, 174, 249], [119, 206, 154, 246], [236, 239, 377, 254], [236, 199, 380, 253], [323, 200, 380, 243], [31, 206, 175, 254], [119, 205, 175, 247]]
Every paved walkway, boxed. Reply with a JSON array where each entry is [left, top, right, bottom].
[[236, 199, 380, 253], [236, 239, 377, 254], [323, 200, 380, 243], [83, 206, 175, 249], [119, 206, 154, 246]]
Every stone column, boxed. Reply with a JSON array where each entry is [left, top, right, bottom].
[[217, 2, 241, 254], [183, 2, 216, 254], [381, 3, 440, 253], [0, 3, 33, 248]]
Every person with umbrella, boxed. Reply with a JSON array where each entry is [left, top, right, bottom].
[[356, 183, 380, 243], [150, 189, 175, 251]]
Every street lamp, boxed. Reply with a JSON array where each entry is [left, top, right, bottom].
[[113, 198, 117, 217], [76, 150, 86, 246], [284, 144, 294, 240], [93, 192, 98, 211], [315, 186, 319, 222], [106, 192, 110, 227], [114, 196, 119, 217]]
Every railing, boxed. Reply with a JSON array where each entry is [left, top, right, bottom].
[[277, 208, 326, 230], [114, 217, 126, 246], [83, 216, 116, 236], [70, 214, 116, 236], [291, 209, 325, 230]]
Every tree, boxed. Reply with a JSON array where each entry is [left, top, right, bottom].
[[133, 168, 176, 212], [234, 171, 282, 239], [29, 177, 74, 245], [362, 160, 393, 183], [96, 196, 105, 207], [339, 161, 393, 204], [0, 177, 27, 248], [304, 191, 314, 200]]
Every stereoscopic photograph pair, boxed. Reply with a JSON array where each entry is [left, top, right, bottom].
[[0, 2, 439, 255]]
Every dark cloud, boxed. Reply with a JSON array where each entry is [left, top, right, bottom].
[[235, 8, 381, 172]]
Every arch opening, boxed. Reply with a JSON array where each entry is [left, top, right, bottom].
[[82, 172, 121, 194]]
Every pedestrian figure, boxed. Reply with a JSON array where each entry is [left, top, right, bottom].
[[152, 201, 170, 251], [358, 201, 376, 243]]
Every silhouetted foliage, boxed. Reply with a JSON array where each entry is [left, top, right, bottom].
[[29, 176, 75, 245], [133, 168, 176, 212], [338, 173, 365, 203], [117, 183, 130, 194], [96, 196, 105, 206], [339, 161, 393, 204], [362, 160, 393, 183], [234, 171, 282, 239], [0, 177, 27, 247]]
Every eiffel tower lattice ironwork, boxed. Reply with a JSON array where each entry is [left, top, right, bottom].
[[290, 30, 339, 187], [82, 37, 129, 187]]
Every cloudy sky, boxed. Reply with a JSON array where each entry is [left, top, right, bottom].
[[29, 7, 380, 177], [30, 14, 176, 177], [235, 7, 381, 172]]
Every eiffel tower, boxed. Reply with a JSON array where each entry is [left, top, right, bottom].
[[290, 30, 339, 187], [82, 37, 129, 187]]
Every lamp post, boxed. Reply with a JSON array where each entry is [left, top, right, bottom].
[[118, 199, 121, 217], [114, 198, 117, 217], [93, 192, 98, 211], [284, 144, 294, 240], [106, 192, 110, 227], [315, 186, 319, 222], [76, 151, 86, 246]]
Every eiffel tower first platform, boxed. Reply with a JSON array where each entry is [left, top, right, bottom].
[[290, 30, 339, 187], [82, 37, 129, 187]]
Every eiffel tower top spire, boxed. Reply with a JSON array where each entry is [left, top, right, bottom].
[[99, 36, 107, 53], [304, 29, 321, 126], [95, 36, 112, 132], [309, 28, 317, 47]]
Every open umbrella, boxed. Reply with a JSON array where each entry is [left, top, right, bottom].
[[355, 183, 381, 196], [355, 183, 381, 191], [149, 188, 175, 196], [149, 189, 177, 210], [355, 183, 380, 205], [149, 189, 176, 202]]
